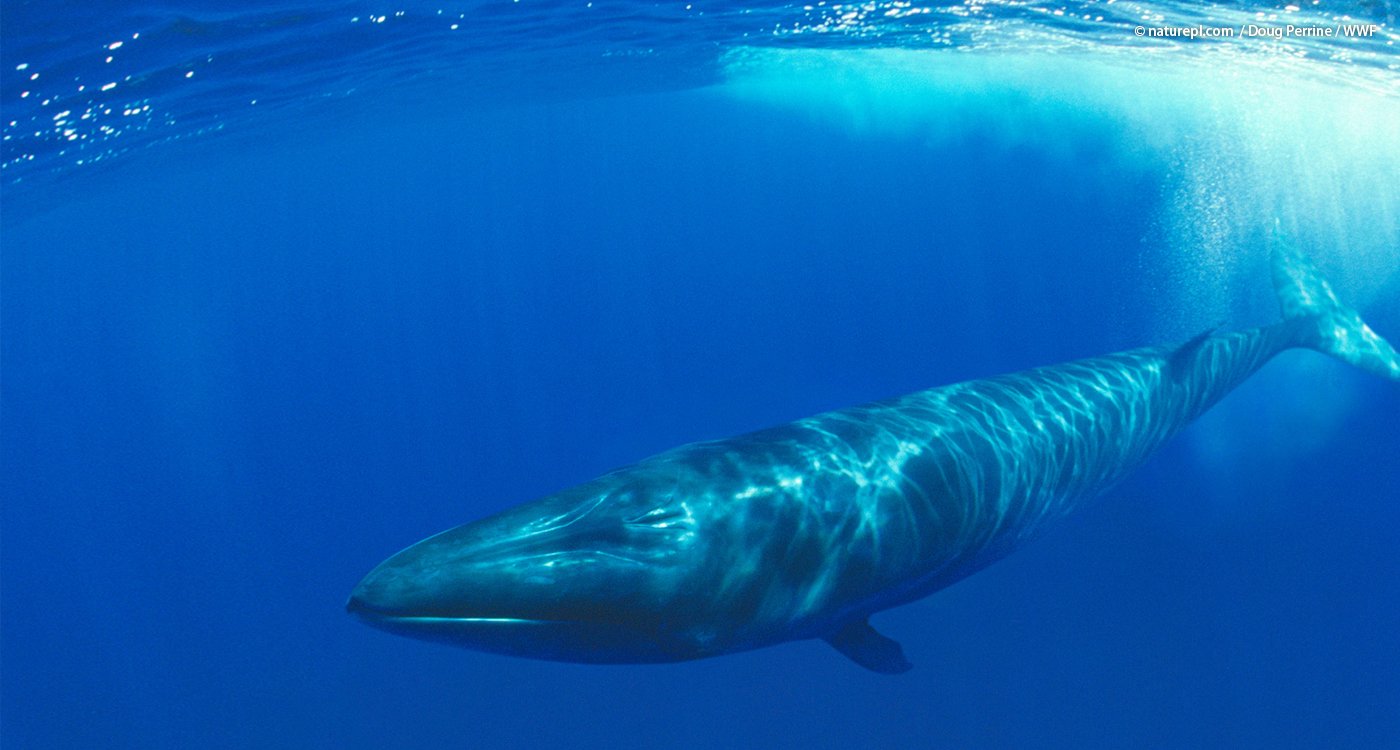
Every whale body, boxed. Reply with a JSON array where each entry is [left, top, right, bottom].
[[348, 234, 1399, 673]]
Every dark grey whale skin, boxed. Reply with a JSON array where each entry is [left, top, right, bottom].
[[349, 238, 1399, 673]]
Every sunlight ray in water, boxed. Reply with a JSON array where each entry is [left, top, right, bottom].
[[719, 45, 1400, 333]]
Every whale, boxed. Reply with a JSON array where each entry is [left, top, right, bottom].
[[347, 230, 1399, 673]]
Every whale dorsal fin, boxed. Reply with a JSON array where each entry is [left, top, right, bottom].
[[1167, 326, 1218, 383], [823, 617, 913, 674]]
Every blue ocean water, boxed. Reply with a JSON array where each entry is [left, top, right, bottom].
[[3, 1, 1399, 748]]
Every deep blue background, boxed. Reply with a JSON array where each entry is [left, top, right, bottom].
[[3, 83, 1398, 749]]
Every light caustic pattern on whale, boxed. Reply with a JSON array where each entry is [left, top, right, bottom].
[[349, 230, 1399, 674]]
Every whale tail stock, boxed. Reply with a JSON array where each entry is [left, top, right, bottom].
[[1271, 219, 1400, 381]]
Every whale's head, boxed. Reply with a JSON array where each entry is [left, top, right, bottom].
[[347, 467, 716, 663]]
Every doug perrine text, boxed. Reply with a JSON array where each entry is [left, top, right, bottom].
[[1133, 23, 1383, 39]]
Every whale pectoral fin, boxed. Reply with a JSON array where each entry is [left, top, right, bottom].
[[823, 617, 913, 674]]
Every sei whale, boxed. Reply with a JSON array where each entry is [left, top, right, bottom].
[[348, 231, 1399, 673]]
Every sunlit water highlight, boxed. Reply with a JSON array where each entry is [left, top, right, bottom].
[[3, 0, 1397, 190]]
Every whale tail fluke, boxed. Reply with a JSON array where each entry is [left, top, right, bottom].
[[1271, 220, 1400, 382]]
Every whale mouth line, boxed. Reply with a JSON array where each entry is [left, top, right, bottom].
[[346, 595, 679, 663], [345, 597, 572, 626]]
